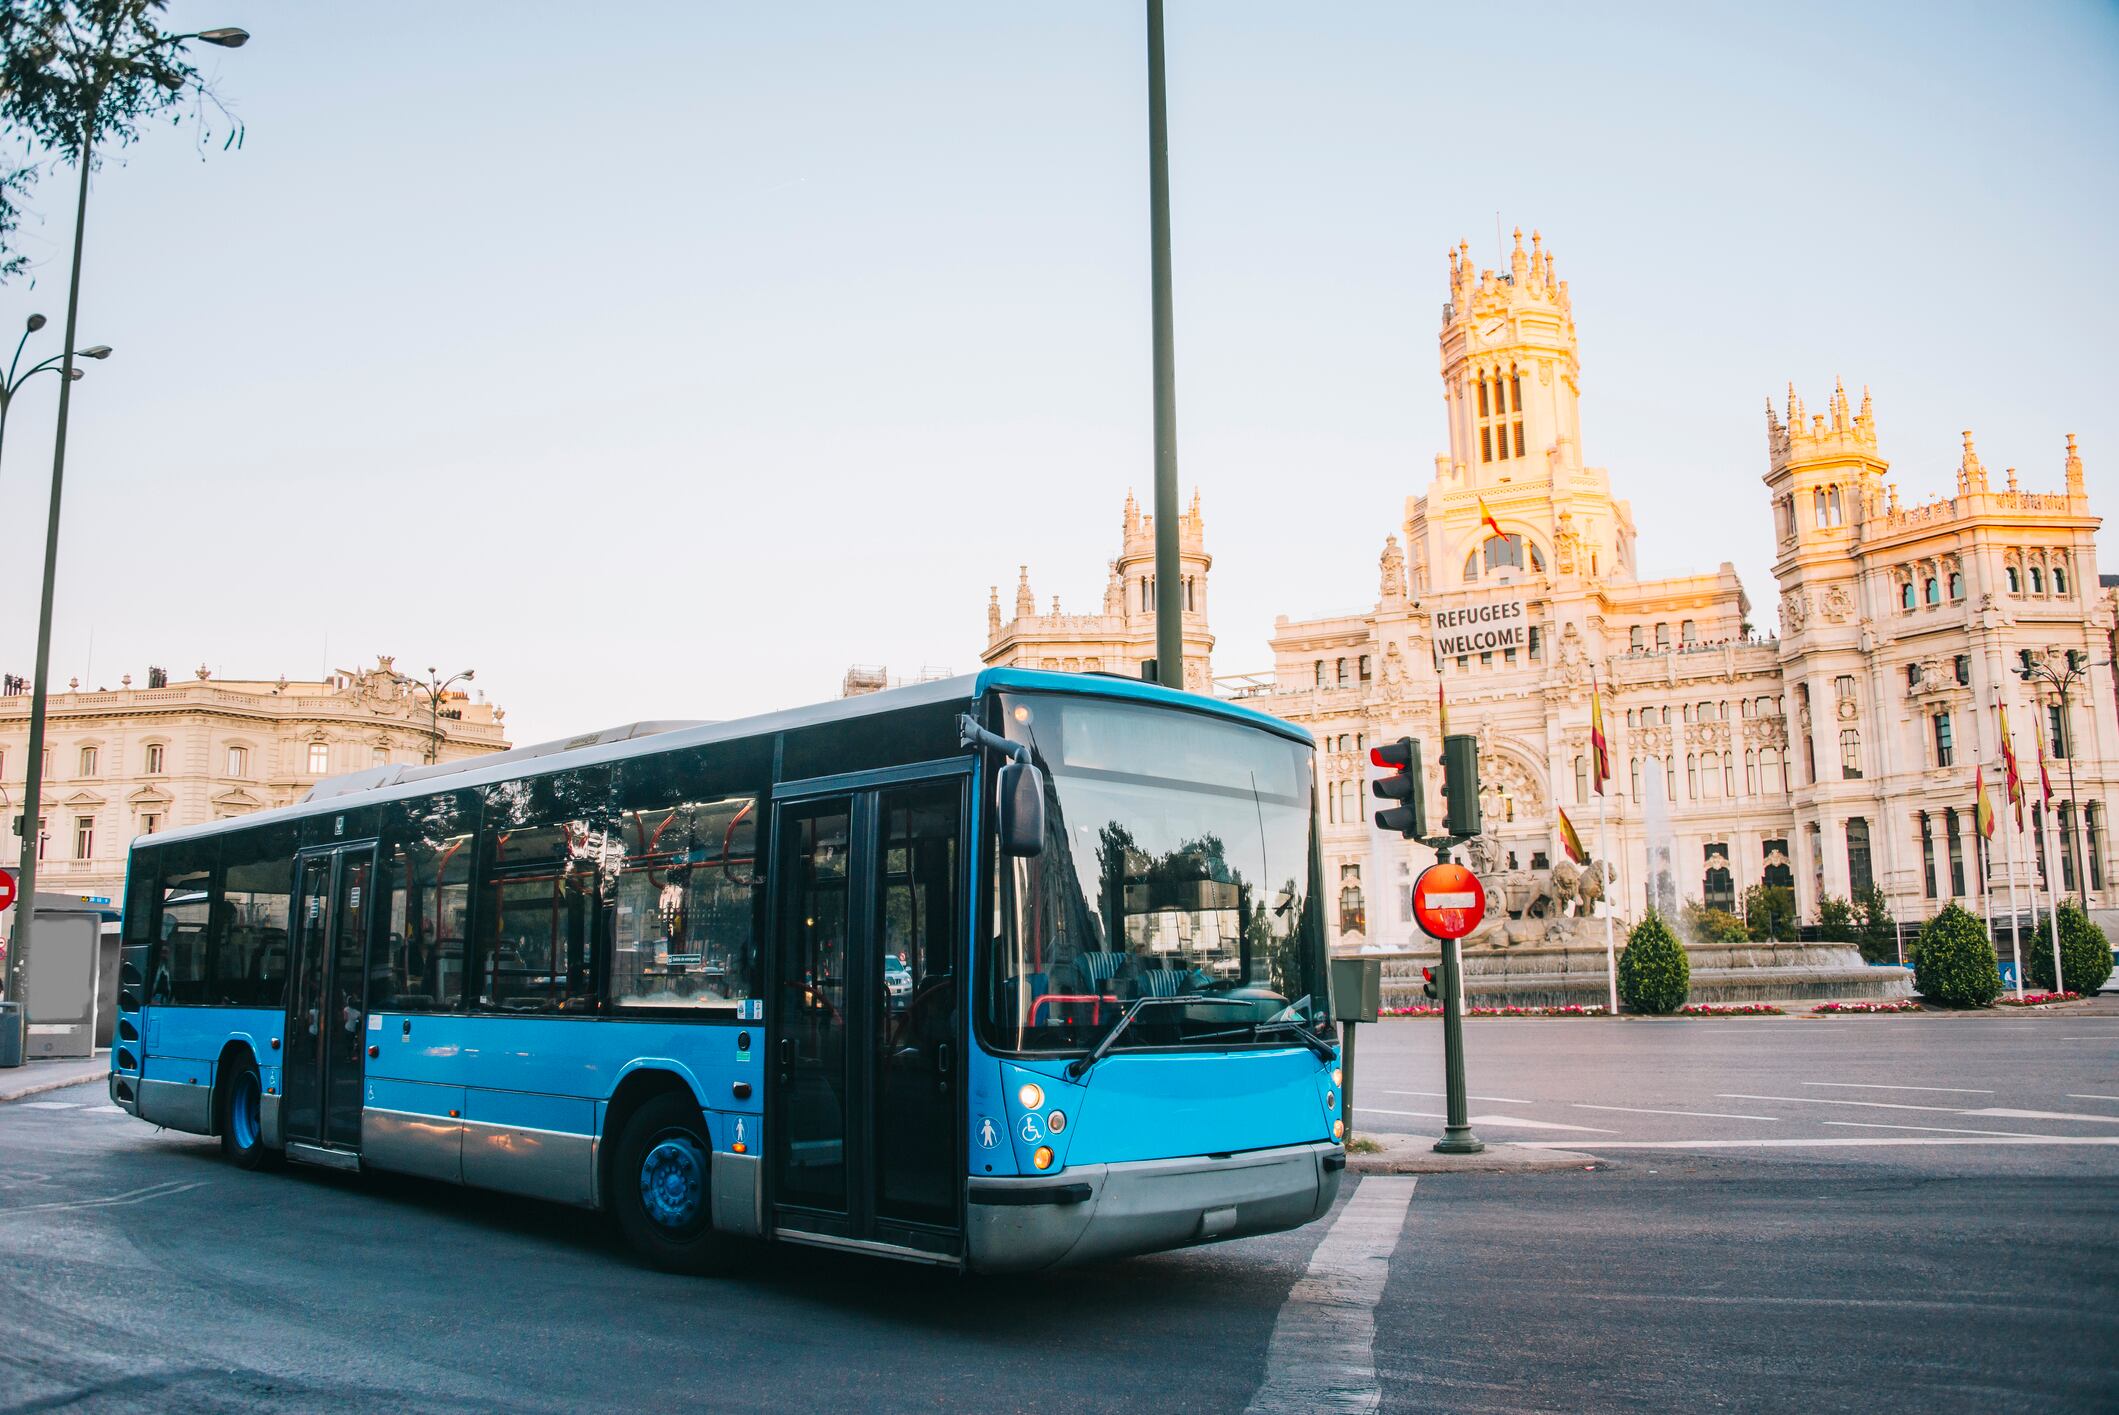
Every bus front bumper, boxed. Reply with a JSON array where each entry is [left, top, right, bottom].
[[964, 1140, 1344, 1273]]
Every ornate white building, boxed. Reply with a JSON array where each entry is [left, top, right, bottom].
[[1265, 229, 2113, 946], [982, 489, 1216, 692], [0, 657, 509, 933]]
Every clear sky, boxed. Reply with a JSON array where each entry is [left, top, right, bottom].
[[0, 1, 2113, 746]]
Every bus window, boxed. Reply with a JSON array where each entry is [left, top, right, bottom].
[[377, 790, 480, 1012], [213, 822, 298, 1007], [611, 749, 761, 1012], [475, 768, 613, 1014], [154, 840, 217, 1005]]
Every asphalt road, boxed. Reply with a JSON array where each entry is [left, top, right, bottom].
[[3, 1004, 2115, 1414]]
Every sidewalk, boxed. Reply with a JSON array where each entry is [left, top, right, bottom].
[[1346, 1132, 1600, 1175], [0, 1054, 110, 1105]]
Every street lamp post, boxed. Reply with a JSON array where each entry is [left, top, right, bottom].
[[2020, 651, 2105, 910], [0, 315, 111, 484], [7, 26, 248, 1026], [412, 668, 476, 765]]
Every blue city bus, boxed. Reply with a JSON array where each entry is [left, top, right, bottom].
[[110, 668, 1343, 1272]]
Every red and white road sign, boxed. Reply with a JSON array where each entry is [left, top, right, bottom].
[[1412, 862, 1485, 941], [0, 867, 15, 913]]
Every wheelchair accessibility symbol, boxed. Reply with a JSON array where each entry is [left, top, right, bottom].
[[1019, 1113, 1045, 1145]]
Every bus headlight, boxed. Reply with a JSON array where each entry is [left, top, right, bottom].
[[1018, 1082, 1045, 1111], [1332, 1066, 1342, 1087], [1332, 1119, 1344, 1140]]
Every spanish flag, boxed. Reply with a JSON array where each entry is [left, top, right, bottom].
[[1997, 704, 2024, 829], [1477, 495, 1504, 540], [1589, 671, 1610, 794], [2038, 729, 2055, 807], [1975, 767, 1995, 841], [1557, 807, 1587, 865]]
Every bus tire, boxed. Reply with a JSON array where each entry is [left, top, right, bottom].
[[219, 1057, 275, 1171], [612, 1092, 727, 1274]]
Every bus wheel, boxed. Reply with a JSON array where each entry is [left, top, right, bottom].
[[613, 1093, 727, 1273], [219, 1059, 275, 1171]]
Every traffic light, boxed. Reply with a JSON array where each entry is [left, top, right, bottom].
[[1369, 737, 1426, 838], [1442, 733, 1481, 838], [1421, 966, 1439, 1001]]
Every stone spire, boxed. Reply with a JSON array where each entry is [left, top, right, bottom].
[[1123, 488, 1140, 535], [1014, 565, 1035, 620], [1379, 534, 1407, 602], [1957, 430, 1987, 495], [987, 585, 1002, 637], [1509, 226, 1528, 283], [2066, 433, 2085, 496], [1103, 560, 1124, 615], [2006, 466, 2019, 493]]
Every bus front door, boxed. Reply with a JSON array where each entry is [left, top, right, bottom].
[[770, 775, 965, 1259], [283, 843, 376, 1157]]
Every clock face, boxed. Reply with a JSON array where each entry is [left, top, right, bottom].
[[1482, 321, 1506, 339]]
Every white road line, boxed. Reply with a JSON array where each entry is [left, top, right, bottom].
[[1823, 1120, 2052, 1138], [1574, 1103, 1780, 1122], [1245, 1176, 1416, 1415], [1718, 1093, 1961, 1113], [2066, 1094, 2119, 1102], [1796, 1093, 1991, 1101], [15, 1102, 80, 1110], [1518, 1137, 2119, 1149], [1962, 1107, 2119, 1124], [1354, 1108, 1613, 1133], [0, 1180, 207, 1216], [83, 1105, 125, 1116], [1380, 1089, 1537, 1105]]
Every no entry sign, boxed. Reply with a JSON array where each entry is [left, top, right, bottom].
[[1412, 862, 1485, 941], [0, 867, 14, 912]]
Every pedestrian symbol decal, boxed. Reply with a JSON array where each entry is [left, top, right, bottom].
[[1019, 1113, 1045, 1145], [977, 1116, 999, 1149], [735, 1118, 745, 1147]]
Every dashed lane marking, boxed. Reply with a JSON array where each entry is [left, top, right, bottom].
[[16, 1102, 81, 1110], [1244, 1176, 1416, 1415], [1718, 1093, 1961, 1113], [1380, 1089, 1537, 1105], [1823, 1120, 2054, 1138], [1574, 1103, 1779, 1122], [1354, 1108, 1614, 1133], [1962, 1107, 2119, 1124], [1519, 1137, 2119, 1149], [2067, 1094, 2119, 1103], [1796, 1093, 1991, 1101]]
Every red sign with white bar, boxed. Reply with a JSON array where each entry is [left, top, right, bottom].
[[1412, 861, 1485, 941], [0, 867, 15, 913]]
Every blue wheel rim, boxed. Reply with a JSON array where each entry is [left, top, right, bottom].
[[639, 1133, 706, 1232], [231, 1073, 261, 1151]]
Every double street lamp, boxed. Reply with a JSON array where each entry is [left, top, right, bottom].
[[408, 668, 477, 765], [2019, 651, 2105, 910], [0, 314, 111, 476], [7, 25, 248, 1020]]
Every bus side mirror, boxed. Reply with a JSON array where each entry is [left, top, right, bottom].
[[998, 761, 1046, 858]]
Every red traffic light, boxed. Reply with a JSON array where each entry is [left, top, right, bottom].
[[1369, 735, 1425, 837], [1421, 966, 1439, 1000], [1371, 740, 1413, 770]]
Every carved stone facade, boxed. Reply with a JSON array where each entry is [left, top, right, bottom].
[[1261, 229, 2115, 948], [0, 658, 510, 937], [981, 489, 1216, 693]]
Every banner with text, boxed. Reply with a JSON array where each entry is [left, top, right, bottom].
[[1432, 596, 1528, 658]]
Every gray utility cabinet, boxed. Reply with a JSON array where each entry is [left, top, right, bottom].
[[20, 897, 116, 1060]]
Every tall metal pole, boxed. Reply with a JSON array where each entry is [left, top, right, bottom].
[[9, 122, 96, 1015], [2059, 683, 2087, 909], [1145, 0, 1183, 690]]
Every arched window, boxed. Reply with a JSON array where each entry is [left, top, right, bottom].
[[1814, 488, 1828, 525], [1827, 486, 1842, 524], [1314, 660, 1326, 687], [1924, 577, 1940, 605], [1724, 753, 1735, 795], [1575, 755, 1588, 803], [2030, 566, 2045, 594], [1901, 581, 1915, 610], [1184, 576, 1195, 611], [1629, 626, 1644, 651], [1336, 657, 1350, 687], [1358, 655, 1372, 683], [1745, 749, 1758, 793], [1840, 728, 1862, 780], [2006, 565, 2021, 594], [1463, 534, 1545, 581], [2054, 566, 2069, 595], [1686, 753, 1699, 798], [1630, 758, 1642, 799], [1339, 883, 1365, 935], [1948, 571, 1964, 600]]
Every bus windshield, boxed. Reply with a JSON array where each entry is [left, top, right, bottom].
[[983, 692, 1329, 1055]]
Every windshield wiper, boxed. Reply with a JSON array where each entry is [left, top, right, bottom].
[[1253, 1016, 1337, 1062], [1064, 994, 1250, 1081]]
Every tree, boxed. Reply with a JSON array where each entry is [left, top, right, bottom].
[[1910, 902, 2001, 1008], [2027, 900, 2114, 996], [1814, 894, 1859, 944], [1742, 884, 1795, 942], [1680, 900, 1747, 944], [0, 0, 243, 280], [1618, 910, 1690, 1014], [1856, 885, 1900, 965]]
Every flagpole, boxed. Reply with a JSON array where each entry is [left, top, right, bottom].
[[1598, 778, 1615, 1014], [2000, 793, 2026, 1001], [2043, 797, 2065, 993]]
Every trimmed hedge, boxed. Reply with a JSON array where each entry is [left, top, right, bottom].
[[1618, 910, 1690, 1014], [2027, 901, 2114, 996], [1911, 902, 2001, 1008]]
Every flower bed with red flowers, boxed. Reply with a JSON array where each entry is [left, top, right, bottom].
[[1674, 1003, 1784, 1016], [1380, 1003, 1608, 1018], [1812, 998, 1923, 1014], [1998, 990, 2082, 1007]]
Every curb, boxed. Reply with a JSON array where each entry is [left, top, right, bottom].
[[1347, 1134, 1601, 1175], [0, 1063, 109, 1106]]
